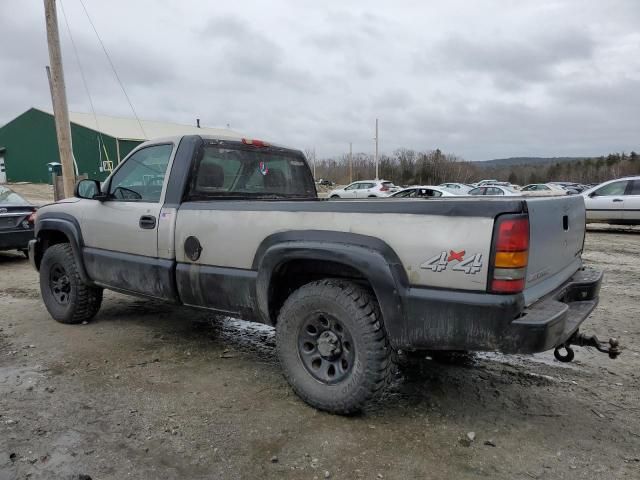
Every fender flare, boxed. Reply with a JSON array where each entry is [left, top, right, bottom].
[[35, 212, 92, 284], [253, 231, 408, 336]]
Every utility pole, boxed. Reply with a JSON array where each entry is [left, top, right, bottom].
[[374, 118, 379, 180], [313, 147, 316, 179], [349, 142, 353, 183], [44, 0, 75, 198]]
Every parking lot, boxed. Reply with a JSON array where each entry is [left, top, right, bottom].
[[0, 186, 639, 480]]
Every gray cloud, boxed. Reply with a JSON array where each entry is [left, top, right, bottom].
[[0, 0, 638, 161]]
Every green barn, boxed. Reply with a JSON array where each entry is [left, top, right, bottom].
[[0, 107, 241, 183]]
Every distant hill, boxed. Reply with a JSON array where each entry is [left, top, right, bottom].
[[475, 157, 587, 168]]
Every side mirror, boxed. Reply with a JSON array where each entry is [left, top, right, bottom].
[[75, 179, 106, 200]]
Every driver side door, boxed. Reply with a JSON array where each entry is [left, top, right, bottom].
[[79, 143, 175, 297], [586, 180, 628, 222]]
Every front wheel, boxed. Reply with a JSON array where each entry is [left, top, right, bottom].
[[330, 195, 340, 199], [276, 279, 391, 414], [40, 243, 103, 324]]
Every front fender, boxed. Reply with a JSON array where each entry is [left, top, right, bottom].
[[35, 212, 92, 284]]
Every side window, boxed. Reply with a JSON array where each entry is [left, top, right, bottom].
[[594, 181, 628, 196], [109, 144, 173, 202], [360, 183, 374, 189], [395, 189, 414, 198], [487, 187, 503, 195], [522, 185, 533, 191], [344, 183, 359, 190], [469, 187, 484, 195], [627, 180, 640, 195]]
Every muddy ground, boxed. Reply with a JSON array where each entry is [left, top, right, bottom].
[[1, 186, 639, 479]]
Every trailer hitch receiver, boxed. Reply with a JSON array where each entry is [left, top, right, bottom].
[[554, 332, 621, 363]]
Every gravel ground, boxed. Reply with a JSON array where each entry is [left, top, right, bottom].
[[1, 186, 639, 479]]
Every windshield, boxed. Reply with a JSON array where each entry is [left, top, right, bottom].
[[0, 186, 29, 206], [188, 143, 317, 200]]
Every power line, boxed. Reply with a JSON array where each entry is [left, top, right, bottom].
[[59, 0, 107, 170], [77, 0, 147, 139]]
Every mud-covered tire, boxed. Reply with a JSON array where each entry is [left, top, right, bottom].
[[276, 279, 391, 414], [40, 243, 103, 324]]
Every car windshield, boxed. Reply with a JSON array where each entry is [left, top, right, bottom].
[[189, 143, 317, 199], [0, 186, 29, 206]]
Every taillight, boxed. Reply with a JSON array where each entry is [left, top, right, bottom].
[[380, 185, 389, 192], [241, 138, 270, 147], [490, 215, 529, 294]]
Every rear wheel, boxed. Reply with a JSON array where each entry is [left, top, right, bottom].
[[276, 279, 391, 414], [40, 243, 103, 324], [330, 195, 340, 199]]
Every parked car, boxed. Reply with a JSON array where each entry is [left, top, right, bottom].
[[582, 176, 640, 225], [391, 186, 459, 198], [474, 179, 499, 186], [0, 186, 37, 257], [468, 185, 521, 196], [316, 179, 334, 186], [549, 182, 585, 194], [438, 182, 473, 193], [329, 180, 398, 198], [29, 134, 615, 414], [520, 183, 568, 196]]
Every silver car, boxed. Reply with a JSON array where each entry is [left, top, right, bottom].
[[582, 176, 640, 225], [468, 185, 521, 196]]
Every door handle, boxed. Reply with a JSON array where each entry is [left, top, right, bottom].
[[612, 198, 623, 203], [139, 215, 156, 229]]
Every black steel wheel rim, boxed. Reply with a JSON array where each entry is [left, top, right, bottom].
[[49, 263, 71, 305], [298, 312, 355, 385]]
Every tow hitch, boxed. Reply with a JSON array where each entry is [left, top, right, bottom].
[[554, 332, 621, 363]]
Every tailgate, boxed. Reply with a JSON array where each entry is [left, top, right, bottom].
[[523, 196, 585, 305]]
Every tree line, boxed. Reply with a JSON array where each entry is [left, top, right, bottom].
[[311, 149, 639, 187]]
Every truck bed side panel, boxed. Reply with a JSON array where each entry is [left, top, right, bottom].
[[174, 199, 523, 291]]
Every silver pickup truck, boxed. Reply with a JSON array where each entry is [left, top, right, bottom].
[[29, 134, 618, 414]]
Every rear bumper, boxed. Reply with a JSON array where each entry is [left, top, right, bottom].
[[0, 229, 34, 251], [392, 267, 602, 354]]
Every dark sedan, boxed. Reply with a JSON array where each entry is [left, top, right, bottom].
[[0, 186, 37, 257]]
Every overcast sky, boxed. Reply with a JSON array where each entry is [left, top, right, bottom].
[[1, 0, 638, 160]]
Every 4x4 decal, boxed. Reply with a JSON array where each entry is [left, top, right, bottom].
[[421, 250, 483, 274]]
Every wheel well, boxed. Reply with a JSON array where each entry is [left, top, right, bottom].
[[35, 230, 70, 268], [268, 259, 374, 323]]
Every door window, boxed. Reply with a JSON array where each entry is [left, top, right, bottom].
[[359, 183, 375, 189], [625, 180, 640, 195], [109, 144, 173, 202], [469, 187, 485, 195], [594, 181, 628, 197], [486, 187, 503, 195], [344, 183, 360, 191]]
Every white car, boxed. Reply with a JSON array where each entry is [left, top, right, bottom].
[[520, 183, 568, 196], [391, 186, 459, 198], [329, 180, 398, 198], [438, 182, 473, 193], [467, 185, 521, 196], [474, 179, 499, 186], [582, 176, 640, 225]]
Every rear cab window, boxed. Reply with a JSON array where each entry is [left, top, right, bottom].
[[187, 141, 316, 200]]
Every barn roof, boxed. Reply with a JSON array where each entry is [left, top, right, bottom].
[[34, 108, 244, 141]]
